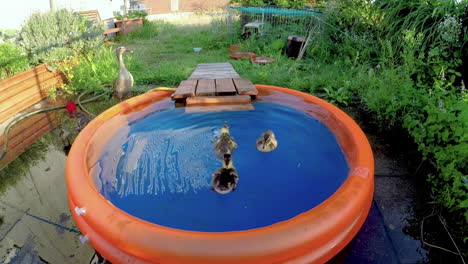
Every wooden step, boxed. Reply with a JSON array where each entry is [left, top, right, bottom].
[[186, 95, 251, 105]]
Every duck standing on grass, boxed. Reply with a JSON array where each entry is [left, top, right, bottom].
[[256, 130, 278, 152], [113, 46, 134, 100]]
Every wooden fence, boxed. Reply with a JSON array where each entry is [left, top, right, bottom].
[[0, 64, 66, 168]]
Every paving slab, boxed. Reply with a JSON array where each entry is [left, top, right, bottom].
[[0, 147, 94, 263]]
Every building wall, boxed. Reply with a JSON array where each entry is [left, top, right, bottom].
[[145, 0, 230, 14]]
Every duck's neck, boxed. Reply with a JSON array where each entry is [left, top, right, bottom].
[[118, 52, 126, 70]]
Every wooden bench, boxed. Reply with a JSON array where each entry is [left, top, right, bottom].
[[78, 10, 121, 37]]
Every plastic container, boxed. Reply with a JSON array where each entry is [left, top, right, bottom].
[[286, 35, 306, 58], [66, 86, 374, 264]]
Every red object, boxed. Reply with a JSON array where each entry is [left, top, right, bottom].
[[229, 52, 257, 60], [251, 57, 275, 65], [66, 102, 77, 118]]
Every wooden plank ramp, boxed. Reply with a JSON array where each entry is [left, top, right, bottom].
[[172, 62, 258, 107]]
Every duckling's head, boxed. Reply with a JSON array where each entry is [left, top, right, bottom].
[[264, 130, 274, 139], [220, 125, 230, 135], [223, 154, 232, 167], [116, 46, 133, 56]]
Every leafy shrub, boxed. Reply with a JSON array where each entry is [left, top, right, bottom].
[[115, 11, 148, 21], [17, 9, 103, 65], [125, 21, 160, 40], [230, 0, 310, 9], [0, 29, 19, 42], [311, 0, 467, 238], [0, 42, 30, 80]]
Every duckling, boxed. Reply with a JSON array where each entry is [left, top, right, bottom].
[[211, 156, 239, 194], [58, 127, 72, 156], [76, 112, 93, 132], [113, 46, 134, 100], [214, 125, 237, 160], [256, 130, 278, 152]]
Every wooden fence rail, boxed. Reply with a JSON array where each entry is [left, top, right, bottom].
[[0, 64, 66, 168]]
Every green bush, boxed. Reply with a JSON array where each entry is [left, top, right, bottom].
[[0, 42, 30, 80], [125, 21, 160, 40], [230, 0, 310, 9], [17, 9, 103, 65], [0, 29, 19, 41], [313, 0, 468, 238], [115, 11, 148, 21]]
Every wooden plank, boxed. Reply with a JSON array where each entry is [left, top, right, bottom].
[[0, 114, 49, 146], [215, 79, 237, 96], [0, 84, 49, 113], [0, 117, 59, 168], [0, 73, 64, 124], [104, 28, 121, 34], [0, 65, 49, 92], [185, 104, 254, 113], [189, 62, 240, 80], [186, 95, 251, 106], [197, 63, 232, 67], [172, 80, 197, 99], [0, 93, 43, 124], [233, 78, 258, 96], [1, 115, 55, 151], [0, 72, 63, 104], [189, 73, 240, 80], [196, 79, 216, 96]]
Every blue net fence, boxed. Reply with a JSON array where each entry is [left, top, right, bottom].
[[225, 6, 324, 41], [205, 5, 325, 59]]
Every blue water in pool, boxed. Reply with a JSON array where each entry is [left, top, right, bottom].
[[94, 101, 349, 232]]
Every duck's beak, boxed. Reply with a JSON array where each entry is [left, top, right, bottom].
[[125, 49, 134, 53]]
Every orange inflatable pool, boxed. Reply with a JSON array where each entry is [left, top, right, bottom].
[[66, 85, 374, 264]]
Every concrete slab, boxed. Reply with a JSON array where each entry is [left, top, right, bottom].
[[0, 146, 94, 263]]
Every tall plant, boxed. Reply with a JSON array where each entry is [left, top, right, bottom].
[[17, 9, 103, 65]]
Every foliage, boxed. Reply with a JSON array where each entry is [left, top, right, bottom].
[[17, 9, 103, 65], [0, 135, 52, 194], [310, 0, 468, 238], [0, 42, 30, 80], [230, 0, 310, 9], [115, 11, 148, 21], [0, 29, 19, 42], [125, 21, 160, 40]]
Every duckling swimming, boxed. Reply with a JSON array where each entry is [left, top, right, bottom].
[[211, 157, 239, 194], [214, 125, 237, 160], [256, 130, 278, 152]]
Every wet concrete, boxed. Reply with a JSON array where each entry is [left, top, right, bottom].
[[0, 146, 94, 263]]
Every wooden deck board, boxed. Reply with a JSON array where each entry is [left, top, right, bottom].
[[189, 62, 240, 80], [215, 79, 237, 96], [233, 78, 258, 96], [186, 95, 251, 105], [173, 63, 258, 105], [172, 80, 197, 99], [196, 79, 216, 96]]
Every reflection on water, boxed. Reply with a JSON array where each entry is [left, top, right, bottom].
[[115, 128, 215, 197]]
